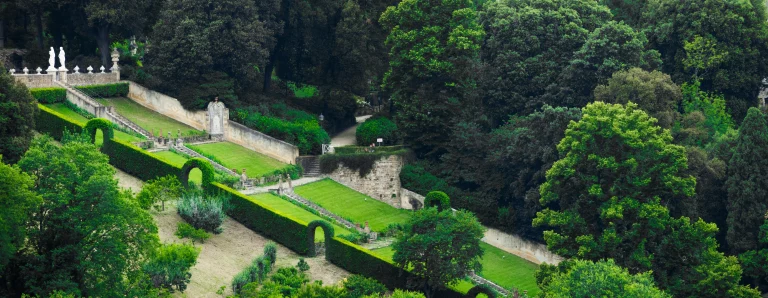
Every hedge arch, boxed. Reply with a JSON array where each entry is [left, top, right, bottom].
[[425, 191, 450, 212], [84, 118, 114, 144], [307, 220, 335, 257], [180, 158, 215, 191], [465, 284, 497, 298]]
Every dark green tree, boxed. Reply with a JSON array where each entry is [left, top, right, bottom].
[[143, 243, 200, 293], [594, 68, 681, 128], [739, 218, 768, 290], [79, 0, 161, 66], [0, 66, 37, 164], [540, 259, 670, 298], [380, 0, 484, 157], [726, 107, 768, 254], [0, 156, 40, 274], [392, 208, 485, 298]]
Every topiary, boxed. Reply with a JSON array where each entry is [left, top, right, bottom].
[[84, 118, 114, 144], [424, 191, 450, 212], [180, 158, 215, 190], [307, 220, 335, 257]]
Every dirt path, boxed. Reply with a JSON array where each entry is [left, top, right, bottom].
[[330, 115, 372, 147], [112, 167, 351, 297]]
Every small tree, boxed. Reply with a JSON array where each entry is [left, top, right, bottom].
[[392, 208, 485, 298], [143, 243, 200, 293], [540, 259, 670, 298], [137, 175, 182, 211]]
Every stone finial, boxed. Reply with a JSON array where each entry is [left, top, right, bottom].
[[9, 69, 15, 74], [23, 67, 29, 74], [111, 48, 120, 72], [99, 66, 105, 73], [73, 66, 80, 73], [36, 67, 42, 74], [87, 66, 93, 74]]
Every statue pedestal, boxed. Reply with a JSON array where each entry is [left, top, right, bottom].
[[46, 66, 57, 74], [57, 68, 68, 83]]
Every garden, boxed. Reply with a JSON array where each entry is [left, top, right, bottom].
[[187, 142, 296, 178], [94, 96, 204, 137]]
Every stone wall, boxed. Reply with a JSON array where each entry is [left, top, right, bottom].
[[399, 188, 425, 210], [328, 155, 404, 208], [482, 227, 563, 265], [12, 73, 55, 88], [66, 72, 118, 86], [127, 81, 299, 164]]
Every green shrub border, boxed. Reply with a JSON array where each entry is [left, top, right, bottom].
[[30, 87, 67, 103], [425, 191, 451, 212], [84, 118, 115, 143], [75, 82, 129, 98], [307, 220, 335, 257], [37, 104, 85, 140], [465, 284, 497, 298], [180, 158, 215, 190]]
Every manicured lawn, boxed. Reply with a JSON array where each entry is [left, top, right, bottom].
[[187, 142, 289, 177], [249, 193, 353, 242], [478, 242, 539, 295], [44, 103, 145, 145], [152, 150, 202, 185], [293, 179, 412, 231], [94, 97, 201, 137]]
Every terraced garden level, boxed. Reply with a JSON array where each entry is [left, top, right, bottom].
[[293, 179, 412, 231], [249, 193, 353, 242], [94, 97, 202, 137], [187, 142, 291, 178], [152, 150, 202, 185], [43, 103, 145, 145]]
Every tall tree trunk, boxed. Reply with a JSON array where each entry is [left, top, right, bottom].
[[96, 24, 110, 67], [35, 12, 43, 50]]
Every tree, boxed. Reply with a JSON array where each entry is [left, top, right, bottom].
[[0, 66, 37, 164], [7, 134, 159, 297], [739, 218, 768, 290], [0, 156, 40, 273], [380, 0, 484, 157], [540, 259, 670, 298], [392, 208, 485, 298], [726, 107, 768, 254], [143, 243, 200, 293], [136, 174, 182, 211], [79, 0, 161, 66], [594, 68, 681, 128], [642, 0, 768, 121], [534, 102, 756, 297]]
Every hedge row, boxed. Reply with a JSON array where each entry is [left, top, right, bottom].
[[214, 183, 310, 255], [30, 88, 67, 103], [75, 82, 129, 98], [36, 104, 86, 140], [102, 139, 181, 181]]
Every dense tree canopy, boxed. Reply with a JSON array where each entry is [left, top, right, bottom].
[[594, 68, 681, 128], [0, 66, 37, 164], [540, 259, 670, 298], [0, 156, 39, 274]]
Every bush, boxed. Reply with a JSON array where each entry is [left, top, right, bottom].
[[143, 243, 200, 293], [232, 108, 330, 155], [297, 258, 310, 272], [75, 82, 129, 98], [177, 191, 228, 233], [137, 175, 182, 211], [424, 191, 450, 212], [175, 222, 211, 243], [30, 87, 66, 103], [356, 117, 398, 146], [343, 275, 388, 298], [264, 241, 277, 265], [36, 104, 85, 140]]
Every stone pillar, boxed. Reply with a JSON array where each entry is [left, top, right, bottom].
[[58, 69, 67, 83], [111, 48, 120, 81]]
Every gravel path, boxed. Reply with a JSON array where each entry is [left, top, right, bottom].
[[330, 115, 372, 147]]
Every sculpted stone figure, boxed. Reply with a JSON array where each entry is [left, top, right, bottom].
[[58, 47, 66, 70], [47, 47, 56, 71]]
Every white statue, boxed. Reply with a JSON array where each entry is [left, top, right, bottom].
[[47, 47, 56, 71], [58, 47, 67, 70], [207, 97, 226, 135]]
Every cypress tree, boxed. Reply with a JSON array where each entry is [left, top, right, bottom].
[[727, 107, 768, 254]]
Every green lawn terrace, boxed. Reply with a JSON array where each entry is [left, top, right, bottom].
[[293, 179, 412, 231], [249, 193, 354, 242], [43, 103, 145, 145], [151, 150, 202, 185], [187, 142, 292, 178], [93, 97, 203, 138]]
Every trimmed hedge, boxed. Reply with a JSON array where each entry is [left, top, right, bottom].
[[425, 191, 450, 212], [30, 87, 67, 103], [85, 118, 115, 143], [180, 158, 215, 190], [356, 117, 398, 146], [75, 82, 129, 98], [36, 104, 85, 140], [465, 284, 497, 298], [101, 138, 181, 181], [307, 220, 335, 257], [214, 183, 310, 255]]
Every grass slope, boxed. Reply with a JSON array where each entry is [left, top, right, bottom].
[[95, 97, 201, 137], [293, 179, 412, 231], [187, 142, 289, 177], [152, 150, 202, 185], [44, 103, 145, 145], [249, 193, 353, 242]]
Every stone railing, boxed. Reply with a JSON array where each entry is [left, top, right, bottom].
[[469, 272, 509, 296]]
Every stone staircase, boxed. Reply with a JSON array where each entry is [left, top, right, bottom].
[[468, 272, 509, 296], [172, 144, 238, 176], [302, 156, 321, 177], [105, 108, 152, 139]]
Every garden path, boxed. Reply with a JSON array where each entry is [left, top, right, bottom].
[[330, 115, 372, 147]]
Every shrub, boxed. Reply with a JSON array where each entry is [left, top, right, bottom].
[[424, 191, 450, 212], [175, 222, 211, 243], [180, 158, 215, 191], [356, 117, 398, 146], [383, 223, 404, 238], [30, 87, 66, 103], [231, 271, 251, 294], [177, 191, 228, 233], [264, 241, 278, 265], [231, 108, 330, 155], [36, 104, 85, 140], [103, 138, 181, 181], [343, 275, 388, 298], [84, 118, 114, 143], [143, 243, 200, 293], [297, 258, 310, 272], [137, 175, 182, 211], [75, 82, 129, 98]]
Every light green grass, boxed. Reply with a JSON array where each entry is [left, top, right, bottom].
[[44, 103, 145, 145], [187, 142, 289, 177], [94, 97, 201, 137], [152, 150, 202, 185], [293, 179, 412, 231], [249, 193, 353, 242], [478, 242, 539, 295]]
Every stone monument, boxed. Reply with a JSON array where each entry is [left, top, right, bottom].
[[207, 97, 226, 140], [47, 47, 56, 72], [57, 47, 67, 71]]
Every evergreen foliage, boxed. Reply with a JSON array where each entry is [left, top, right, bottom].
[[0, 66, 38, 164], [424, 191, 450, 212], [356, 117, 398, 146], [29, 87, 66, 103], [540, 259, 669, 298], [0, 156, 40, 273], [143, 243, 200, 293], [594, 68, 681, 128]]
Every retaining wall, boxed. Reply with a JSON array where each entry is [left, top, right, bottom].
[[226, 121, 299, 165], [12, 73, 55, 88], [66, 72, 118, 86], [482, 227, 563, 265], [328, 155, 404, 208]]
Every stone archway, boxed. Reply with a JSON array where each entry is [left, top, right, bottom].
[[84, 118, 114, 144], [307, 220, 335, 257], [465, 284, 497, 298], [180, 158, 215, 191]]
